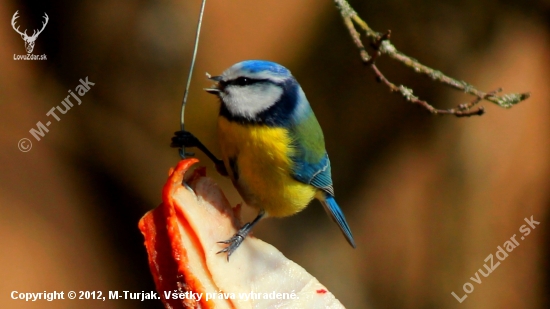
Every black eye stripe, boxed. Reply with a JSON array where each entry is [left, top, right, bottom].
[[226, 77, 268, 87]]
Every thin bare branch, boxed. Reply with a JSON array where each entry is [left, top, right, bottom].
[[333, 0, 531, 117]]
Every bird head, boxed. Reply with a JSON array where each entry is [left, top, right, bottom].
[[205, 60, 300, 123]]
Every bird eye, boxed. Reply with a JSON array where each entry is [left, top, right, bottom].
[[234, 77, 250, 86]]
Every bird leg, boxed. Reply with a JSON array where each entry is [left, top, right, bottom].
[[217, 209, 266, 261], [171, 130, 227, 176]]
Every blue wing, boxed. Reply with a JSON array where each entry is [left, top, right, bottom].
[[291, 152, 334, 196], [287, 98, 335, 195]]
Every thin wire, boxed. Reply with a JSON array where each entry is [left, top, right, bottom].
[[180, 0, 207, 132]]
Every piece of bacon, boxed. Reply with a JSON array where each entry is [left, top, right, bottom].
[[139, 158, 345, 308]]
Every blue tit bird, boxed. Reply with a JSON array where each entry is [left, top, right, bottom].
[[172, 60, 355, 260]]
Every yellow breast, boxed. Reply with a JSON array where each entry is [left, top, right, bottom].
[[217, 117, 316, 217]]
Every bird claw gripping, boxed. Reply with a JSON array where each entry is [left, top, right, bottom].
[[171, 130, 200, 150], [171, 130, 228, 176]]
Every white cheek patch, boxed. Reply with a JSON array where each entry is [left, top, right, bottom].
[[222, 84, 283, 119]]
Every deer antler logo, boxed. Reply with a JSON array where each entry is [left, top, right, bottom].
[[11, 11, 49, 54]]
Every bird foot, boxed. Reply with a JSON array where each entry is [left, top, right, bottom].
[[171, 130, 228, 176], [217, 224, 251, 261], [171, 130, 199, 149]]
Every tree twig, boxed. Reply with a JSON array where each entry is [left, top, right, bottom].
[[333, 0, 531, 117]]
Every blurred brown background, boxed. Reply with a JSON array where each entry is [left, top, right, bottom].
[[1, 0, 549, 308]]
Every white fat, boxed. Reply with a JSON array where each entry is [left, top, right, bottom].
[[221, 83, 283, 119]]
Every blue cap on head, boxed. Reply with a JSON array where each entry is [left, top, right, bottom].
[[238, 60, 290, 76], [220, 60, 293, 83]]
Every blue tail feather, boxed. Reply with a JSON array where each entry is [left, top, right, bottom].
[[321, 194, 356, 248]]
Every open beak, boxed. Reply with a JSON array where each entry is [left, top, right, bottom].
[[205, 72, 223, 95]]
